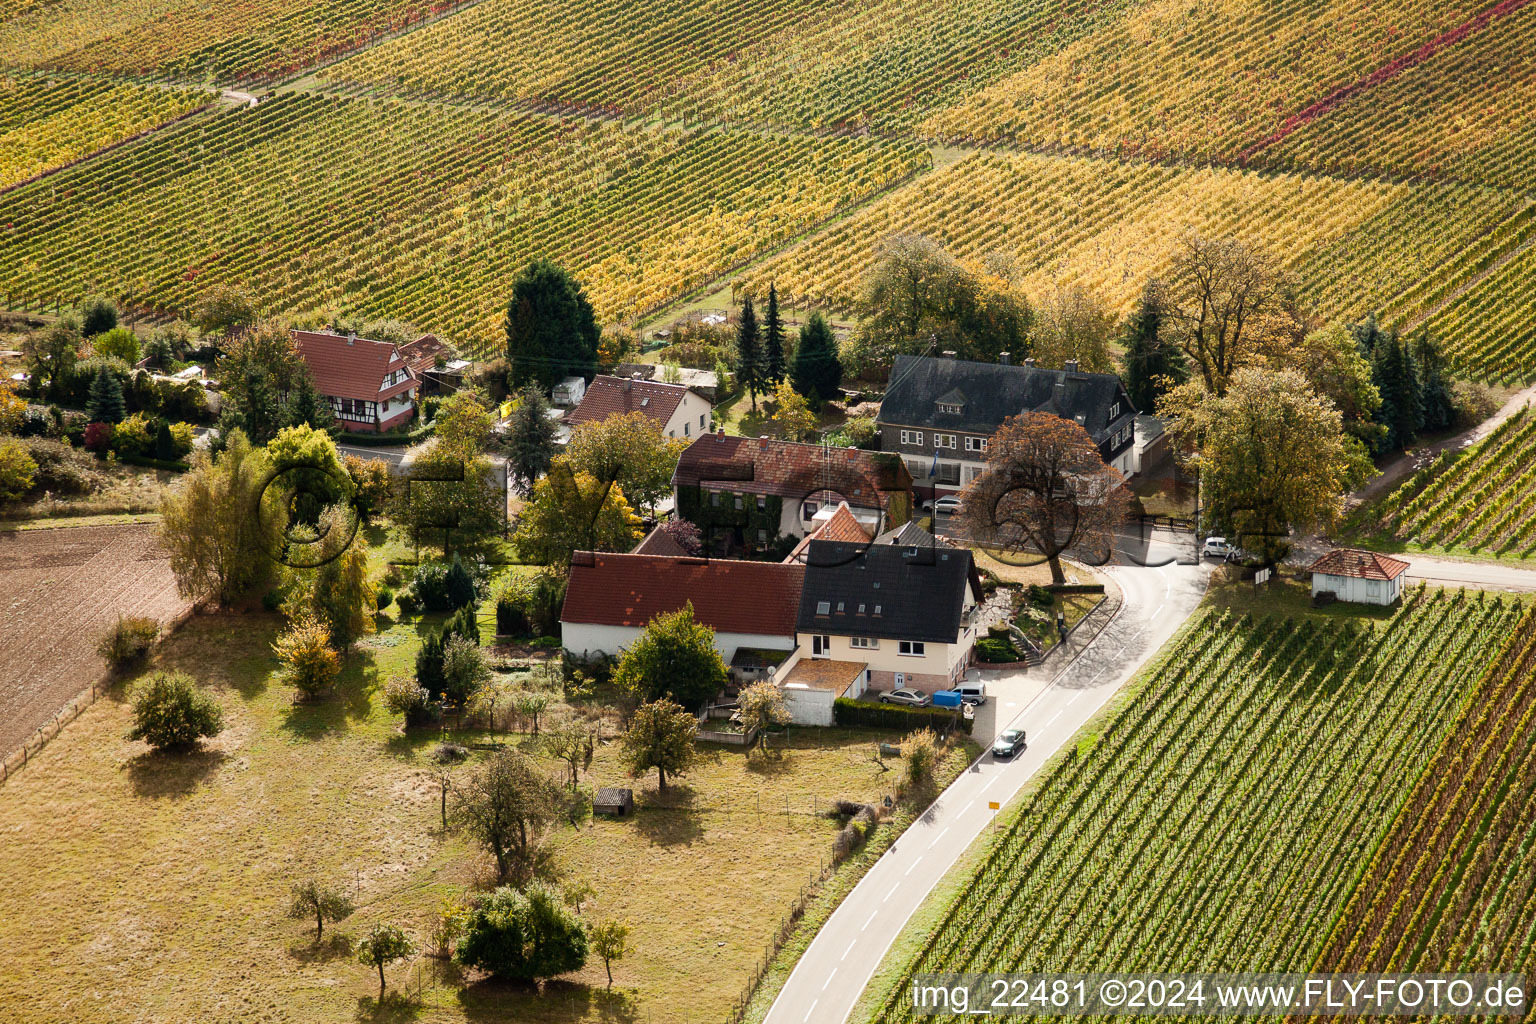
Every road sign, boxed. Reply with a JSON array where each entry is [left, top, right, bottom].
[[1255, 567, 1272, 585], [987, 801, 1000, 810]]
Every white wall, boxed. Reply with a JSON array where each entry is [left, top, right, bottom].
[[561, 621, 792, 662], [663, 391, 713, 441], [1311, 573, 1403, 606], [783, 685, 834, 726]]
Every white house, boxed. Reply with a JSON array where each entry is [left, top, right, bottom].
[[559, 551, 804, 676], [567, 374, 712, 441], [291, 330, 418, 432], [1309, 548, 1411, 606]]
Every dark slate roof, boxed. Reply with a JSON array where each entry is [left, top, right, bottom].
[[795, 540, 981, 645], [879, 354, 1135, 443], [874, 520, 954, 548]]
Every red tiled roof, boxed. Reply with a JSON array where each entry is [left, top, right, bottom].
[[568, 375, 689, 430], [633, 526, 691, 557], [291, 331, 414, 403], [817, 503, 872, 544], [562, 552, 804, 637], [673, 434, 912, 510], [398, 333, 451, 374], [1308, 548, 1411, 581]]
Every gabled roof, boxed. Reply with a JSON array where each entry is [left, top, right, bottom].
[[568, 375, 692, 430], [291, 330, 414, 402], [796, 540, 981, 644], [674, 434, 912, 510], [1308, 548, 1411, 581], [562, 551, 804, 638], [784, 502, 873, 563], [879, 354, 1135, 443], [633, 526, 692, 557], [874, 519, 954, 549], [397, 333, 452, 375]]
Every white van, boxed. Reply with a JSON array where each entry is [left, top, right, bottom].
[[954, 683, 987, 706]]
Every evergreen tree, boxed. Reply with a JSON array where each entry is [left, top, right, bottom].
[[736, 294, 762, 411], [1372, 333, 1422, 453], [763, 284, 786, 385], [154, 419, 177, 461], [505, 384, 559, 495], [1118, 282, 1187, 414], [504, 259, 600, 390], [284, 370, 337, 433], [87, 363, 126, 424], [1412, 329, 1455, 434], [790, 312, 843, 403], [416, 630, 446, 699], [218, 369, 284, 447], [445, 553, 476, 610]]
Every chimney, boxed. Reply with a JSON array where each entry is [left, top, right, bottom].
[[1023, 357, 1035, 368], [623, 378, 632, 391], [347, 331, 356, 346], [998, 351, 1011, 365], [1064, 359, 1079, 373], [941, 350, 957, 360], [716, 427, 726, 439], [759, 435, 770, 449]]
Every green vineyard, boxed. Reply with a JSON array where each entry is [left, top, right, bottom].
[[0, 92, 926, 351], [870, 591, 1533, 1021], [1365, 406, 1536, 558]]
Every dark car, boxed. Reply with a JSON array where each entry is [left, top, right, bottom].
[[992, 728, 1026, 759]]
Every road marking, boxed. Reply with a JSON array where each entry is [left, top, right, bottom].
[[904, 856, 923, 876], [862, 909, 879, 930], [928, 826, 950, 849], [883, 881, 900, 903], [823, 970, 837, 990], [842, 939, 857, 961], [804, 998, 818, 1021]]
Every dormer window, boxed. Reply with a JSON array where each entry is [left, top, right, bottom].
[[937, 402, 962, 415], [1109, 401, 1122, 419]]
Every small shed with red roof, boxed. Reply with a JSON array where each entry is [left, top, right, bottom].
[[1308, 548, 1411, 606]]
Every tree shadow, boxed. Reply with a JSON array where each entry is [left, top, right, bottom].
[[353, 991, 423, 1024], [454, 976, 638, 1023], [124, 746, 228, 799], [744, 746, 794, 777], [631, 805, 705, 848], [281, 652, 380, 741], [287, 932, 355, 964]]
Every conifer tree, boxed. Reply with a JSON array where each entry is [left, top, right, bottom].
[[736, 294, 762, 411], [1412, 329, 1455, 433], [1118, 282, 1186, 414], [790, 312, 842, 404], [87, 363, 126, 424], [763, 284, 786, 385]]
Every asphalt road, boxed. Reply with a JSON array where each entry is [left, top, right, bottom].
[[762, 559, 1210, 1024], [1401, 553, 1536, 592], [336, 443, 407, 467]]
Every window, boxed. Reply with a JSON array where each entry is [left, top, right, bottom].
[[900, 429, 924, 447], [899, 641, 926, 657], [700, 413, 706, 429], [935, 462, 961, 485], [836, 601, 845, 613], [936, 433, 957, 449], [812, 635, 831, 657], [757, 529, 768, 545], [936, 401, 962, 415], [684, 422, 690, 436], [802, 501, 818, 519], [816, 601, 831, 615], [850, 636, 878, 649], [734, 495, 744, 510], [756, 495, 767, 510], [710, 492, 721, 507], [964, 436, 990, 453], [668, 430, 675, 438], [1109, 401, 1121, 419], [872, 604, 882, 616]]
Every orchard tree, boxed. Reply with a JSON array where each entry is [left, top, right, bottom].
[[504, 384, 559, 495], [127, 671, 224, 752], [513, 465, 642, 566], [92, 326, 141, 365], [737, 680, 791, 750], [620, 698, 699, 793], [790, 312, 843, 403], [433, 391, 495, 461], [613, 603, 727, 709], [355, 924, 416, 998], [452, 747, 565, 883], [763, 283, 786, 384], [591, 920, 631, 989], [564, 410, 689, 513], [504, 259, 600, 389], [736, 293, 763, 411], [193, 285, 258, 336], [287, 879, 354, 941], [956, 412, 1133, 585], [159, 430, 280, 604], [454, 882, 588, 982]]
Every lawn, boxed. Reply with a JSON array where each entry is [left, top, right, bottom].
[[0, 607, 926, 1023]]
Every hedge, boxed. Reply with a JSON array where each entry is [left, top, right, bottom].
[[833, 698, 972, 735], [1048, 583, 1106, 595], [339, 423, 433, 446]]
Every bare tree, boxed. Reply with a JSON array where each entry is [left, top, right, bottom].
[[1161, 235, 1287, 397], [957, 412, 1133, 585]]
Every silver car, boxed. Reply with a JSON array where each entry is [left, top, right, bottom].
[[880, 688, 931, 708]]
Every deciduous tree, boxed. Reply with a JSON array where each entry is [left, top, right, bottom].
[[355, 923, 415, 998], [287, 879, 354, 941], [590, 919, 630, 989], [193, 285, 257, 335], [79, 294, 118, 337], [620, 698, 699, 793], [564, 411, 688, 513], [1031, 283, 1116, 373], [737, 680, 791, 749], [956, 412, 1132, 585], [274, 615, 342, 700], [159, 429, 279, 604], [127, 671, 224, 752], [1161, 235, 1288, 397], [513, 465, 641, 566], [454, 882, 588, 982], [769, 378, 816, 442]]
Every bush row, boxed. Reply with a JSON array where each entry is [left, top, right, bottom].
[[832, 697, 972, 735]]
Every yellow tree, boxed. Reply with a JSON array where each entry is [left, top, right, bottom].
[[769, 379, 817, 442]]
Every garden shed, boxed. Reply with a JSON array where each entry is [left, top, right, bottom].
[[594, 787, 635, 817], [1308, 548, 1411, 606]]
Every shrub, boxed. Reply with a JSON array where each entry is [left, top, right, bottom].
[[92, 326, 141, 364], [1026, 584, 1054, 608], [976, 637, 1023, 663], [21, 437, 101, 493], [0, 437, 38, 501], [444, 602, 481, 646], [901, 728, 942, 787], [274, 616, 341, 699], [111, 412, 154, 457], [831, 698, 973, 735], [79, 294, 119, 337], [127, 671, 223, 751], [342, 454, 393, 521], [375, 586, 394, 611], [394, 590, 418, 615], [455, 882, 588, 982], [83, 421, 113, 452], [383, 676, 433, 726], [495, 571, 566, 637], [410, 554, 481, 612], [96, 615, 159, 669]]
